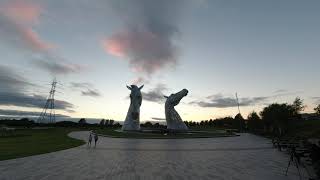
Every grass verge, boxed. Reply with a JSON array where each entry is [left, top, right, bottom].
[[0, 128, 85, 161]]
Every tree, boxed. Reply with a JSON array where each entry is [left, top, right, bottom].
[[247, 111, 262, 132], [154, 123, 160, 128], [314, 104, 320, 115], [114, 122, 121, 128], [234, 113, 245, 132], [143, 121, 153, 128], [247, 111, 260, 121], [20, 118, 29, 121], [99, 119, 105, 127], [200, 121, 204, 126], [212, 116, 234, 128], [260, 103, 294, 136], [109, 120, 114, 126], [292, 97, 306, 115], [78, 118, 87, 124], [209, 119, 214, 127], [105, 120, 110, 126]]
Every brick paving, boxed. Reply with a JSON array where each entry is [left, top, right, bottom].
[[0, 132, 309, 180]]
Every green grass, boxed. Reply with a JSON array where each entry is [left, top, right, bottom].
[[94, 128, 234, 139], [0, 128, 85, 161]]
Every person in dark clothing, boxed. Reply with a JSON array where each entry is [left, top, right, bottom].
[[94, 133, 98, 147]]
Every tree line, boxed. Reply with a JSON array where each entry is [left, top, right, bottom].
[[186, 97, 320, 137], [0, 118, 122, 128], [2, 97, 320, 136]]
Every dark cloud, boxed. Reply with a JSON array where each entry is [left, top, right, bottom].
[[311, 97, 320, 104], [272, 89, 302, 97], [151, 117, 166, 121], [142, 84, 167, 103], [81, 89, 101, 97], [103, 0, 185, 77], [0, 92, 74, 110], [70, 82, 101, 97], [190, 94, 269, 108], [0, 65, 74, 112], [273, 89, 288, 94], [0, 65, 34, 92], [70, 82, 91, 88], [32, 56, 84, 75], [0, 109, 69, 118], [191, 89, 306, 108]]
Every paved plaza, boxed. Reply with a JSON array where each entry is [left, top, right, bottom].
[[0, 132, 309, 180]]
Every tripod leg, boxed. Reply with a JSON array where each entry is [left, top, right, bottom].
[[285, 155, 292, 176], [301, 161, 313, 179], [294, 158, 302, 180]]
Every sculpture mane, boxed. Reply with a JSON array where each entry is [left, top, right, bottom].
[[164, 89, 189, 131], [122, 84, 143, 131]]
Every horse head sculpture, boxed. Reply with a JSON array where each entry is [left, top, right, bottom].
[[164, 89, 189, 131], [122, 84, 144, 131]]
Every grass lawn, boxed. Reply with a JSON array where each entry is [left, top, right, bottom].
[[0, 128, 85, 161], [94, 128, 234, 139]]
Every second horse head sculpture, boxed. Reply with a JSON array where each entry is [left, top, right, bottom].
[[164, 89, 189, 131], [122, 84, 144, 131]]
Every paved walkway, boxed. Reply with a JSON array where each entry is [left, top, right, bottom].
[[0, 132, 310, 180]]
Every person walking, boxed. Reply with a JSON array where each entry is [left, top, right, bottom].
[[88, 131, 92, 147], [94, 133, 99, 147]]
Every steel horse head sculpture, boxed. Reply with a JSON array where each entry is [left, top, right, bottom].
[[164, 89, 189, 131], [122, 84, 144, 131]]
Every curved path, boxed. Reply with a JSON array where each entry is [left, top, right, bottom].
[[0, 131, 308, 180]]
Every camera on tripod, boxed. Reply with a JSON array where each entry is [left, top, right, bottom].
[[285, 145, 302, 179], [284, 144, 317, 180]]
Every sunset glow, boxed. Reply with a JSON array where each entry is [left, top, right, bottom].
[[0, 0, 319, 122]]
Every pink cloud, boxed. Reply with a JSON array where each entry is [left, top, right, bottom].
[[101, 38, 126, 57], [22, 28, 54, 51], [0, 0, 54, 51], [101, 28, 177, 75], [2, 0, 41, 24]]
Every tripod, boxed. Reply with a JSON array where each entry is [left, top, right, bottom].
[[285, 146, 302, 180]]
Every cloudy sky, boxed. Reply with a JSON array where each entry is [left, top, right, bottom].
[[0, 0, 319, 122]]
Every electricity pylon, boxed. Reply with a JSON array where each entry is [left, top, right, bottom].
[[235, 92, 241, 114], [37, 79, 57, 124], [235, 92, 243, 132]]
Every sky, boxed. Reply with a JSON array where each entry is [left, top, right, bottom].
[[0, 0, 320, 122]]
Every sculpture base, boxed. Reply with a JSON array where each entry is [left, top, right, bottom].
[[109, 128, 237, 138], [121, 121, 140, 131], [140, 127, 189, 133], [166, 122, 189, 131]]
